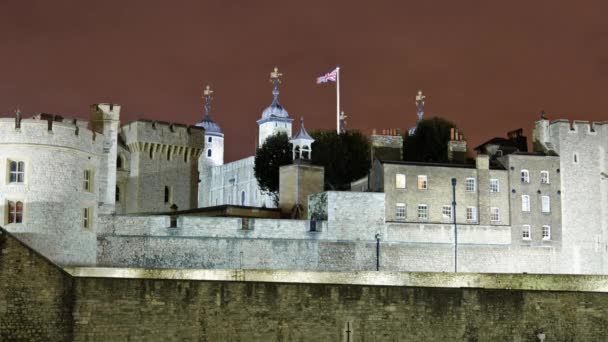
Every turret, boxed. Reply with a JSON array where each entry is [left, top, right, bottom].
[[90, 103, 121, 214], [257, 67, 293, 146], [196, 85, 224, 167]]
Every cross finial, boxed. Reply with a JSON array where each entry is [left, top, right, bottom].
[[202, 85, 213, 118]]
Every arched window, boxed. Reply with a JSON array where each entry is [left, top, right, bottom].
[[207, 149, 212, 157], [117, 156, 124, 169], [521, 195, 530, 212], [8, 201, 23, 223]]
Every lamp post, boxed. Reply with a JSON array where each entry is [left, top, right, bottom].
[[375, 233, 381, 271], [451, 178, 458, 273]]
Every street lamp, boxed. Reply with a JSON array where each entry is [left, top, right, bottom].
[[451, 178, 458, 273]]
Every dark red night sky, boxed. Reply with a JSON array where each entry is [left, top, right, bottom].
[[1, 1, 607, 161]]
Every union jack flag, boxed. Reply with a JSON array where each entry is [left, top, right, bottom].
[[316, 68, 338, 84]]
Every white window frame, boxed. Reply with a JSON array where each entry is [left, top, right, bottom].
[[522, 225, 531, 240], [83, 169, 93, 192], [417, 175, 428, 190], [541, 196, 551, 213], [489, 179, 499, 193], [83, 207, 91, 229], [521, 169, 530, 183], [465, 178, 476, 192], [442, 205, 453, 221], [395, 174, 406, 189], [521, 195, 530, 212], [542, 225, 551, 240], [540, 171, 549, 184], [417, 204, 428, 221], [8, 160, 25, 183], [490, 207, 500, 222], [466, 206, 477, 222], [395, 203, 406, 221]]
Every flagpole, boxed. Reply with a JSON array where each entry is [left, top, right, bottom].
[[336, 66, 340, 134]]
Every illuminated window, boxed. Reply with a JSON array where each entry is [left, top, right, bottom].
[[7, 201, 23, 224], [395, 174, 406, 189], [521, 195, 530, 212], [417, 175, 428, 190], [9, 161, 25, 183], [541, 196, 551, 213]]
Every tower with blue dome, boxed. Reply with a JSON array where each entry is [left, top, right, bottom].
[[257, 67, 293, 146], [196, 85, 224, 167]]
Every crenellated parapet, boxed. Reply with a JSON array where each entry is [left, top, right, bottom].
[[0, 116, 103, 155], [121, 120, 204, 161]]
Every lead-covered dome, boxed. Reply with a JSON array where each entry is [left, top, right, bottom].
[[261, 102, 289, 120], [195, 116, 223, 135]]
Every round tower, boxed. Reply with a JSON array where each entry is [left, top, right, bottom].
[[257, 67, 293, 146], [196, 85, 224, 167]]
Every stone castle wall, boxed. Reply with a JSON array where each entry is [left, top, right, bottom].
[[3, 229, 608, 341]]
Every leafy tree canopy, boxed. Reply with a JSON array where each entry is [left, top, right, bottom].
[[310, 130, 370, 190], [403, 117, 458, 163], [253, 132, 292, 204]]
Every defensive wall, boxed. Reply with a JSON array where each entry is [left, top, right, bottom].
[[96, 192, 560, 273], [2, 228, 608, 341], [0, 116, 102, 265]]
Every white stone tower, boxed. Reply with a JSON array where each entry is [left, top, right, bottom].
[[257, 67, 293, 146], [90, 103, 120, 214], [196, 85, 224, 167]]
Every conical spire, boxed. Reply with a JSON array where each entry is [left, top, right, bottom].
[[293, 117, 313, 141]]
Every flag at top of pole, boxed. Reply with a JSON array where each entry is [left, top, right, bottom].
[[316, 67, 341, 133]]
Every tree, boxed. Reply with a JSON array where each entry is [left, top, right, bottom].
[[253, 132, 292, 205], [403, 117, 457, 163], [310, 130, 370, 190]]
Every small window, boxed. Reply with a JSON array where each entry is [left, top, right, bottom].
[[164, 186, 171, 203], [149, 147, 154, 159], [573, 153, 579, 164], [184, 152, 188, 163], [521, 195, 530, 212], [442, 205, 453, 221], [208, 136, 212, 143], [395, 203, 406, 221], [540, 171, 549, 184], [207, 149, 212, 157], [395, 174, 406, 189], [490, 207, 500, 222], [417, 204, 428, 221], [116, 186, 120, 202], [83, 169, 93, 192], [490, 179, 499, 193], [522, 225, 531, 240], [466, 207, 477, 222], [116, 156, 123, 169], [9, 161, 25, 183], [417, 175, 428, 190], [83, 207, 90, 228], [521, 170, 530, 183], [241, 191, 246, 206], [7, 201, 24, 224], [496, 150, 503, 157], [167, 149, 171, 161], [542, 225, 551, 240], [465, 178, 476, 192], [541, 196, 551, 213]]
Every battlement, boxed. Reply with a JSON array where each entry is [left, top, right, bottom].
[[547, 119, 608, 135], [121, 119, 204, 156], [90, 103, 121, 121], [0, 116, 103, 155]]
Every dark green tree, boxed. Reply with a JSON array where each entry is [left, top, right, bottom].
[[310, 130, 371, 190], [253, 132, 292, 205], [403, 117, 458, 163]]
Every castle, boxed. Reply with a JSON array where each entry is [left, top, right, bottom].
[[1, 70, 607, 275]]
